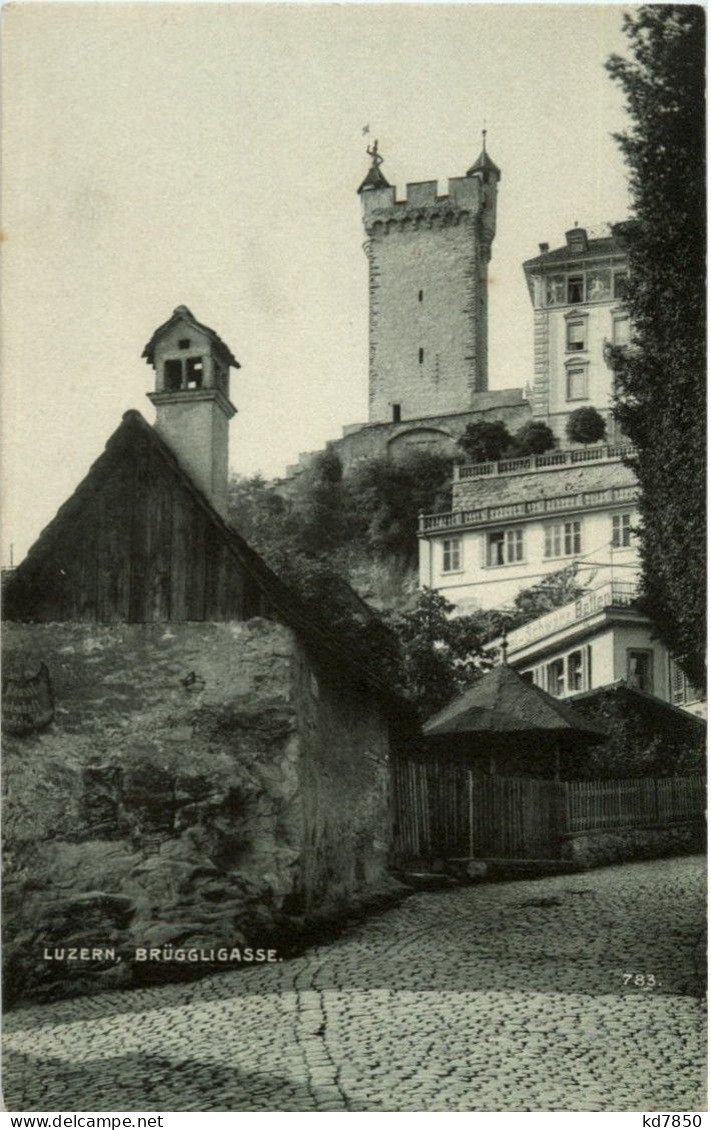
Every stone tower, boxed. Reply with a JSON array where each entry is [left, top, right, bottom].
[[358, 135, 500, 425], [143, 306, 239, 518]]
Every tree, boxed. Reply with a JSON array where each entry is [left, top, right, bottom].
[[510, 420, 556, 457], [458, 420, 511, 463], [292, 449, 352, 554], [349, 450, 452, 563], [509, 565, 587, 627], [607, 6, 706, 686], [385, 588, 497, 719], [565, 406, 606, 446]]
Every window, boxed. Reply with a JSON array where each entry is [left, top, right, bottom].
[[164, 358, 182, 391], [418, 348, 424, 364], [567, 275, 584, 303], [567, 650, 584, 692], [418, 289, 423, 302], [566, 365, 588, 401], [627, 649, 654, 694], [544, 520, 582, 559], [486, 527, 524, 567], [546, 659, 565, 697], [178, 338, 191, 350], [566, 320, 586, 352], [520, 671, 534, 684], [670, 659, 702, 706], [613, 271, 629, 299], [442, 538, 462, 573], [612, 512, 633, 548], [612, 315, 631, 346], [185, 357, 204, 389], [392, 403, 401, 423]]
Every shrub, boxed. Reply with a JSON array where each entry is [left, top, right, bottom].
[[511, 420, 556, 457], [566, 406, 606, 445], [458, 420, 512, 463]]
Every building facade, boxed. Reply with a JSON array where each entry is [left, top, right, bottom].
[[523, 223, 632, 442], [499, 579, 706, 720], [419, 444, 639, 612]]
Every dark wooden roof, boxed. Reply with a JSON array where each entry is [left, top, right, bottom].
[[424, 663, 607, 745], [568, 681, 706, 734], [3, 410, 400, 709], [142, 306, 240, 369]]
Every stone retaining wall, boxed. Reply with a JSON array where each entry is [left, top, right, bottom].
[[561, 822, 706, 869], [2, 619, 392, 1003]]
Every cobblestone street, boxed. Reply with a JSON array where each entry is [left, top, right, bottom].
[[3, 856, 706, 1112]]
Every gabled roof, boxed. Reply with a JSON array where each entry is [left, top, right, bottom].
[[5, 410, 401, 711], [568, 680, 706, 733], [142, 306, 240, 369], [424, 663, 607, 744]]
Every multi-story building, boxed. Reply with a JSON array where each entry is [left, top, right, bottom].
[[418, 222, 636, 613], [523, 223, 633, 442], [419, 443, 639, 612], [499, 579, 706, 720]]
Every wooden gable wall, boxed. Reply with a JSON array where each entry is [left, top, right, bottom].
[[4, 431, 266, 624]]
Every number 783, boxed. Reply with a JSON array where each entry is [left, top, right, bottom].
[[623, 973, 657, 987]]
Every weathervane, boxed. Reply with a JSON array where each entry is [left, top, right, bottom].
[[367, 139, 384, 168]]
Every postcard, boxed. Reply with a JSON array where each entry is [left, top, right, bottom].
[[1, 1, 706, 1116]]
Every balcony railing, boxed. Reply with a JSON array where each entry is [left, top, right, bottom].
[[455, 443, 634, 482], [420, 484, 638, 534], [505, 580, 641, 653]]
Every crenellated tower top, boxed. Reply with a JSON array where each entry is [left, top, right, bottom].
[[358, 135, 501, 421]]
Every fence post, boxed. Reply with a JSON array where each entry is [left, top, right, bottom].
[[467, 770, 474, 859]]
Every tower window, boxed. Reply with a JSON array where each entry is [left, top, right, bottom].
[[164, 358, 182, 391], [185, 357, 204, 389], [418, 289, 423, 302], [418, 348, 424, 364], [392, 403, 401, 423], [178, 338, 191, 350]]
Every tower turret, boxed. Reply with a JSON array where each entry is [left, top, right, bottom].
[[358, 135, 501, 424], [143, 306, 239, 517]]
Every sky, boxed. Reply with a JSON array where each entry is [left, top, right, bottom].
[[1, 2, 633, 564]]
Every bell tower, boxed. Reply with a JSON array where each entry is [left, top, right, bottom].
[[143, 306, 239, 518], [358, 133, 500, 425]]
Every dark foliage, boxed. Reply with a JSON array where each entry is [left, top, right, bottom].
[[510, 420, 556, 457], [384, 588, 500, 720], [607, 5, 706, 685], [348, 450, 453, 563], [571, 690, 706, 779], [457, 420, 512, 463], [508, 565, 586, 629], [565, 406, 607, 446]]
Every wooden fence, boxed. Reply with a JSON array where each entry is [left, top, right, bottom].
[[392, 759, 706, 861]]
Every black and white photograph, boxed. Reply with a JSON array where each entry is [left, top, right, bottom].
[[0, 1, 706, 1116]]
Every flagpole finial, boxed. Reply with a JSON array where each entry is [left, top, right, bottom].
[[482, 128, 487, 151]]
